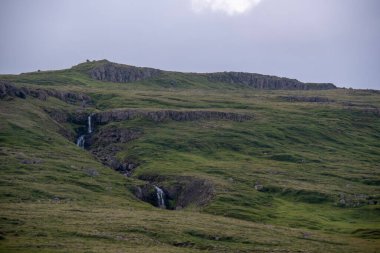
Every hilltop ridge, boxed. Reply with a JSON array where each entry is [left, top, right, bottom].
[[73, 60, 337, 90]]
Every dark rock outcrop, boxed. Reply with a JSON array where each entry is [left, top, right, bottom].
[[87, 61, 337, 90], [50, 109, 252, 125], [0, 80, 91, 104], [279, 96, 333, 103], [342, 103, 380, 117], [0, 81, 32, 99], [163, 177, 214, 209], [337, 193, 378, 207], [45, 109, 90, 125], [20, 158, 43, 165], [90, 125, 142, 145], [89, 62, 162, 83], [91, 144, 139, 176], [132, 184, 161, 208], [206, 72, 336, 90], [93, 109, 253, 124], [133, 175, 215, 210]]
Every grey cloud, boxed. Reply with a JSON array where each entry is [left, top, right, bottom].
[[0, 0, 379, 89]]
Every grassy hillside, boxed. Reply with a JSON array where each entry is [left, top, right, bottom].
[[0, 61, 379, 252]]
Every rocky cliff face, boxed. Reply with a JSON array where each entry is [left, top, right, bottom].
[[0, 81, 91, 104], [89, 62, 162, 83], [87, 61, 337, 90], [93, 109, 253, 124], [206, 72, 336, 90], [58, 109, 252, 126]]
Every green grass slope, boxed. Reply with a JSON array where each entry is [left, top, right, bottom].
[[0, 61, 379, 252]]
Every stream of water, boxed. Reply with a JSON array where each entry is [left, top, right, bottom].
[[76, 135, 85, 148], [88, 115, 92, 134], [154, 185, 166, 209], [76, 114, 93, 148]]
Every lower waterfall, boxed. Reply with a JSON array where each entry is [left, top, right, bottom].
[[154, 186, 166, 209], [76, 135, 85, 148]]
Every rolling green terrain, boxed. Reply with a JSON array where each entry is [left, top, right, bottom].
[[0, 60, 379, 252]]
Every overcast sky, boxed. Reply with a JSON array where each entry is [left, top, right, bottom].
[[0, 0, 379, 89]]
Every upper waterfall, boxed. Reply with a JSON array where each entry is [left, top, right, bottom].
[[88, 115, 92, 134], [76, 114, 93, 149]]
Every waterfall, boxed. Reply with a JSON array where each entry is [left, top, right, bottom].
[[76, 135, 85, 148], [76, 114, 93, 148], [88, 115, 92, 134], [154, 186, 166, 209]]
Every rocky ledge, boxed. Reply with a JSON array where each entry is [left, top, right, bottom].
[[89, 62, 162, 83], [279, 96, 333, 103], [93, 109, 253, 124], [0, 81, 91, 104], [206, 72, 336, 90], [49, 109, 252, 125]]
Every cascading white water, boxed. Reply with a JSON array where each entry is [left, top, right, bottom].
[[88, 115, 92, 134], [76, 114, 93, 149], [76, 135, 85, 148], [154, 186, 166, 209]]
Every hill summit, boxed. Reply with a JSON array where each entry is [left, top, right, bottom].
[[73, 59, 336, 90]]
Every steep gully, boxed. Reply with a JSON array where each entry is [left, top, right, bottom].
[[76, 114, 218, 210], [75, 114, 167, 208]]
